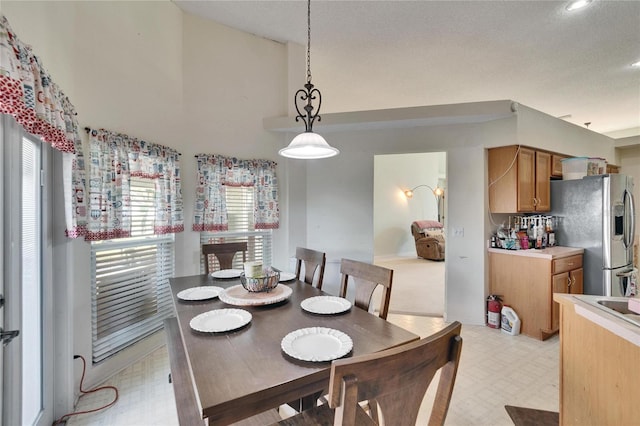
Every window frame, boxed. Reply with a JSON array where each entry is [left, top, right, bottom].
[[89, 177, 175, 364], [200, 186, 272, 271]]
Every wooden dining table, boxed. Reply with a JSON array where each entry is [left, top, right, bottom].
[[168, 273, 420, 425]]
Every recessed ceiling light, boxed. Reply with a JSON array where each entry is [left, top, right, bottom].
[[632, 61, 640, 68], [566, 0, 593, 11]]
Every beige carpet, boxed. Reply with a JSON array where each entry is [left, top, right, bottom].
[[372, 256, 445, 317]]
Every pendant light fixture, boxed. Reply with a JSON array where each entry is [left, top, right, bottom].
[[279, 0, 339, 159]]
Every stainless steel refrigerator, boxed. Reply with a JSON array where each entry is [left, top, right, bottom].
[[550, 174, 635, 296]]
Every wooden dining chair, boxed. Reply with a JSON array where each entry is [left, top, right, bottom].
[[202, 242, 247, 273], [339, 258, 393, 320], [294, 247, 327, 290], [276, 321, 463, 426]]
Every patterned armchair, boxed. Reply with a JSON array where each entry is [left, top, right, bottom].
[[411, 221, 445, 261]]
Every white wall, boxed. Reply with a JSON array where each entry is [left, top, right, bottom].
[[373, 152, 445, 258], [178, 12, 288, 276], [516, 104, 616, 161]]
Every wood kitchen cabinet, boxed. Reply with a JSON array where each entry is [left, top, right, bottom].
[[554, 294, 639, 425], [534, 150, 551, 210], [489, 248, 583, 340], [551, 254, 583, 332], [606, 163, 620, 174], [488, 145, 551, 213], [551, 154, 567, 178]]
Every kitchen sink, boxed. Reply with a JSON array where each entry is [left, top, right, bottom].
[[597, 300, 635, 314], [595, 299, 640, 327]]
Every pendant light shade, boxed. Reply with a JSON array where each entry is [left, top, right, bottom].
[[279, 132, 339, 159], [279, 0, 339, 160]]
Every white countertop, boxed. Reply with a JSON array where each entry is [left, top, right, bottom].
[[555, 294, 640, 347], [488, 246, 584, 259]]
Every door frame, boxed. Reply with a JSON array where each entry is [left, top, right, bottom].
[[1, 115, 58, 426], [2, 114, 23, 426]]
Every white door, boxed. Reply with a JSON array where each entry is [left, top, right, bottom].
[[2, 116, 53, 426]]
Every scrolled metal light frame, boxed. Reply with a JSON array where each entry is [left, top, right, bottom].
[[294, 81, 322, 133], [279, 0, 339, 160]]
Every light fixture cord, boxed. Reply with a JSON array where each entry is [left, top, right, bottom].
[[306, 0, 312, 84]]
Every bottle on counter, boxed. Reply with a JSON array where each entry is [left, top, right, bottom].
[[548, 231, 555, 247], [546, 216, 556, 247], [532, 220, 542, 249]]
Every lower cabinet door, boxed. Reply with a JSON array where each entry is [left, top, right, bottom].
[[569, 268, 584, 294]]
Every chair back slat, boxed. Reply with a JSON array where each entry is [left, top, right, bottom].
[[294, 247, 326, 290], [202, 242, 247, 273], [339, 259, 393, 320], [329, 321, 463, 426]]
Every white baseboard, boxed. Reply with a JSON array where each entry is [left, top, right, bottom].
[[374, 253, 418, 262]]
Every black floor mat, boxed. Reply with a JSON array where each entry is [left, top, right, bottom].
[[504, 405, 559, 426]]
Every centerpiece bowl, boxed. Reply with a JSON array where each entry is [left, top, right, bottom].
[[240, 271, 280, 293]]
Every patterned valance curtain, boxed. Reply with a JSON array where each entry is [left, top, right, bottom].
[[0, 15, 80, 153], [193, 154, 279, 231], [66, 128, 183, 241]]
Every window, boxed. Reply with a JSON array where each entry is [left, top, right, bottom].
[[21, 136, 43, 424], [201, 186, 272, 271], [91, 177, 174, 363]]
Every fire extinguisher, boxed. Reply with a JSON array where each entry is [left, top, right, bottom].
[[487, 294, 503, 329]]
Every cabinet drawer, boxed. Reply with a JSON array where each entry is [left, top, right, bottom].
[[553, 255, 583, 274]]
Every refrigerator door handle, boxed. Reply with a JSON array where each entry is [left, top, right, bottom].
[[616, 268, 636, 278], [624, 189, 636, 250]]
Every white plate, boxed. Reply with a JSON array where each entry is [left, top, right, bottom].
[[211, 269, 243, 279], [278, 272, 297, 282], [301, 296, 352, 315], [177, 286, 223, 301], [189, 309, 252, 333], [281, 327, 353, 362], [219, 284, 293, 306]]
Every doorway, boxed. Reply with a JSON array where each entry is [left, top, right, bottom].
[[372, 152, 447, 317]]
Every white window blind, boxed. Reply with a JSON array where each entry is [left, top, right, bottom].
[[91, 177, 174, 364], [130, 176, 156, 236], [21, 137, 42, 424], [201, 186, 272, 271]]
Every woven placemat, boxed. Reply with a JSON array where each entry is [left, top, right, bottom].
[[505, 405, 558, 426]]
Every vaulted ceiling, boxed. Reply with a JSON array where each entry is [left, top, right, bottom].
[[174, 0, 640, 138]]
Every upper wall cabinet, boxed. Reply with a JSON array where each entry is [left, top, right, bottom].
[[488, 146, 551, 213], [551, 154, 567, 178], [607, 164, 620, 174]]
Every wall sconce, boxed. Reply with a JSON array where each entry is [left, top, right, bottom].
[[404, 184, 445, 222], [404, 185, 443, 199]]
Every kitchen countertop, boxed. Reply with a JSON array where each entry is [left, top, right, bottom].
[[554, 294, 640, 347], [488, 246, 584, 259]]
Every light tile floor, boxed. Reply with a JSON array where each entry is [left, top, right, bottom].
[[67, 314, 559, 426]]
